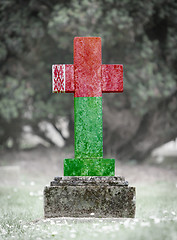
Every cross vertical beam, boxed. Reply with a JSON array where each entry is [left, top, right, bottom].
[[74, 38, 103, 160]]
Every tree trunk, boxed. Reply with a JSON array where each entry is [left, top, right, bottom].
[[103, 90, 177, 161]]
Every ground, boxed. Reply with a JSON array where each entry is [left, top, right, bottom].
[[0, 147, 177, 240]]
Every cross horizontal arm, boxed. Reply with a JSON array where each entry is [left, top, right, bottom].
[[102, 65, 123, 93], [52, 64, 74, 93]]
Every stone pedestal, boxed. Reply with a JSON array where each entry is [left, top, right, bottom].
[[44, 176, 136, 218]]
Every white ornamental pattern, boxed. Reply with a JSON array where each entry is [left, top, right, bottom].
[[52, 65, 65, 92]]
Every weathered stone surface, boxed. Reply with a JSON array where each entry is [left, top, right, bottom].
[[44, 176, 136, 218], [64, 158, 115, 176], [52, 37, 124, 176], [48, 37, 135, 218], [51, 176, 128, 186]]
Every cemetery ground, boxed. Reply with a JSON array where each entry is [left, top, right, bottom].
[[0, 147, 177, 240]]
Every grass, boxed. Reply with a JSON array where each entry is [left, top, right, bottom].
[[0, 148, 177, 239], [0, 180, 177, 240]]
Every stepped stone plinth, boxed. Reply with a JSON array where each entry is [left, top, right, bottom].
[[44, 176, 136, 218]]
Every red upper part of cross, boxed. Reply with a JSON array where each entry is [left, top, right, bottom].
[[52, 37, 123, 97]]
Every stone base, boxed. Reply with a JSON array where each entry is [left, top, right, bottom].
[[44, 176, 136, 218]]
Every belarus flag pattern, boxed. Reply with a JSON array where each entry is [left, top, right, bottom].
[[52, 37, 123, 176]]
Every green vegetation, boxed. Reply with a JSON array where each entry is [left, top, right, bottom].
[[0, 0, 177, 160], [0, 181, 177, 239], [0, 148, 177, 239]]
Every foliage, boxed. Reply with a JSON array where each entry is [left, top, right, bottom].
[[0, 0, 176, 158]]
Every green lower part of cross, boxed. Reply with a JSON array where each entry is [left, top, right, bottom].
[[66, 97, 115, 176], [64, 158, 115, 176], [74, 97, 103, 158]]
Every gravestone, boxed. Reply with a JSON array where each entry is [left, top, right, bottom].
[[44, 37, 136, 218]]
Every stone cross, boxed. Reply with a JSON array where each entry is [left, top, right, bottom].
[[52, 37, 123, 176]]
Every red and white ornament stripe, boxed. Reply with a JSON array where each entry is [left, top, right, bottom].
[[52, 64, 65, 92]]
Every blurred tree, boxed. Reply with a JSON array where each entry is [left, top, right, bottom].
[[0, 0, 176, 161]]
